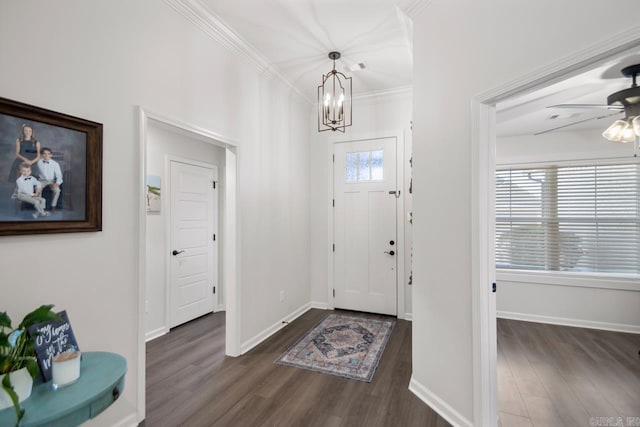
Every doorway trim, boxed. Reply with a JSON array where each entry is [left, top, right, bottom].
[[138, 107, 242, 422], [471, 27, 640, 427], [327, 129, 407, 319]]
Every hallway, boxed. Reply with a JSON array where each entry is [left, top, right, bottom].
[[145, 309, 448, 426]]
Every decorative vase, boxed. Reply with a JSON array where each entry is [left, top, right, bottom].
[[0, 367, 33, 410]]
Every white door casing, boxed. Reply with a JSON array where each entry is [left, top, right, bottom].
[[169, 160, 218, 328], [333, 137, 398, 316]]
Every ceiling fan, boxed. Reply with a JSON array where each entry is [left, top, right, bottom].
[[541, 63, 640, 141]]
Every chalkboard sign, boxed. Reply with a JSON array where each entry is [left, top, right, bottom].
[[28, 310, 80, 382]]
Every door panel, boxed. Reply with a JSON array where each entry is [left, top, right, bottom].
[[177, 254, 208, 277], [178, 227, 208, 248], [178, 200, 208, 220], [334, 138, 397, 316], [170, 161, 218, 328], [177, 280, 208, 306]]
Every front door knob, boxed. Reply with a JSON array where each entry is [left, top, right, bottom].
[[384, 250, 395, 256], [172, 249, 184, 256], [389, 240, 395, 246]]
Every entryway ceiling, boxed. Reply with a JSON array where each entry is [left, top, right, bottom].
[[197, 0, 421, 101], [183, 0, 639, 138]]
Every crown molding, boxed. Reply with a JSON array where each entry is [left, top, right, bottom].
[[164, 0, 313, 104], [164, 0, 269, 72], [398, 0, 434, 19], [353, 85, 413, 101], [395, 6, 414, 61]]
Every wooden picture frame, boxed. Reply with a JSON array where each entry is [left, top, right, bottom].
[[0, 97, 102, 235]]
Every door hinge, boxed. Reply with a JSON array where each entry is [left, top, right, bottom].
[[332, 154, 335, 162], [332, 199, 335, 207], [213, 286, 216, 294], [212, 181, 217, 189], [332, 243, 335, 252], [492, 282, 497, 293], [333, 289, 335, 298], [213, 234, 216, 241]]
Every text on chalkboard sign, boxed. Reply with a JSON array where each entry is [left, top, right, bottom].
[[28, 310, 80, 382]]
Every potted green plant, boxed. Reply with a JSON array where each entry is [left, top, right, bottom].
[[0, 305, 61, 426]]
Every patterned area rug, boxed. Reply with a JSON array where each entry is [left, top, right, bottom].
[[275, 314, 395, 382]]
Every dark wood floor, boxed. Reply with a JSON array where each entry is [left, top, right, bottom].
[[498, 319, 640, 427], [146, 311, 640, 427], [146, 309, 449, 427]]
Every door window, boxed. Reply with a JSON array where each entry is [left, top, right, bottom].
[[345, 150, 384, 183]]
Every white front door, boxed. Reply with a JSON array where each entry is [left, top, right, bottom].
[[169, 160, 218, 328], [334, 138, 397, 316]]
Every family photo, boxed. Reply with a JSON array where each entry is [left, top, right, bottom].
[[0, 96, 102, 236], [0, 113, 87, 222]]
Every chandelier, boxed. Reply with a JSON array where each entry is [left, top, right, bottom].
[[318, 51, 352, 132]]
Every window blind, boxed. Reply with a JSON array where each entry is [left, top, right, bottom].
[[496, 163, 640, 274]]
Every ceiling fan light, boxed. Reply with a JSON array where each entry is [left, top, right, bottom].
[[620, 124, 635, 143], [632, 115, 640, 137], [602, 119, 630, 142]]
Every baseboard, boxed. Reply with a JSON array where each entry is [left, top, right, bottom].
[[404, 312, 413, 321], [497, 311, 640, 334], [216, 304, 226, 312], [240, 302, 313, 354], [310, 301, 328, 310], [409, 376, 473, 427], [145, 326, 168, 342], [89, 402, 138, 427], [112, 414, 138, 427]]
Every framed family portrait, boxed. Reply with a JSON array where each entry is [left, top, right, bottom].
[[0, 97, 102, 236]]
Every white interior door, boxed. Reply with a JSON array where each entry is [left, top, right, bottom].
[[169, 160, 218, 328], [334, 138, 397, 316]]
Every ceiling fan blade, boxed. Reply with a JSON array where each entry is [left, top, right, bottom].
[[548, 104, 624, 110], [534, 112, 622, 136]]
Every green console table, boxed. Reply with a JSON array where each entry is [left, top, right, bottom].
[[0, 352, 127, 427]]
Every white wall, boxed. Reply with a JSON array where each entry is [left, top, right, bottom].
[[239, 75, 311, 344], [309, 90, 413, 315], [145, 121, 226, 339], [497, 128, 636, 165], [496, 128, 640, 332], [0, 1, 311, 425], [412, 1, 640, 424], [496, 272, 640, 333]]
